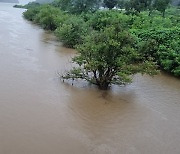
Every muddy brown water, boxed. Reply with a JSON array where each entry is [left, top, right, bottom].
[[0, 3, 180, 154]]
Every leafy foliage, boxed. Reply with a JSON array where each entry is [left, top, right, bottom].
[[23, 7, 41, 21], [62, 26, 158, 89], [87, 10, 132, 31], [34, 5, 62, 30], [133, 28, 180, 76], [23, 3, 180, 89], [55, 16, 89, 48]]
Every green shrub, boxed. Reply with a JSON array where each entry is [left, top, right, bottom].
[[55, 16, 89, 48], [33, 5, 61, 30], [87, 10, 132, 31], [133, 28, 180, 76], [23, 7, 41, 21]]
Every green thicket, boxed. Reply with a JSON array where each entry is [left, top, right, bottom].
[[133, 28, 180, 76], [23, 3, 180, 89]]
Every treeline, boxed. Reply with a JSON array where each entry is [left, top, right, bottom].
[[15, 0, 180, 16], [22, 1, 179, 89], [51, 0, 176, 16]]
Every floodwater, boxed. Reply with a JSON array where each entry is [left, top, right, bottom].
[[0, 3, 180, 154]]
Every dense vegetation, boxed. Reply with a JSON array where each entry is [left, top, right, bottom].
[[22, 0, 180, 89]]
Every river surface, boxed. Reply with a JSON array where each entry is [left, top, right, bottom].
[[0, 3, 180, 154]]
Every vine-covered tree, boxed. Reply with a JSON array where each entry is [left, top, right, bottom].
[[62, 26, 158, 90]]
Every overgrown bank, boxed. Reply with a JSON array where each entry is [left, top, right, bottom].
[[22, 2, 179, 89]]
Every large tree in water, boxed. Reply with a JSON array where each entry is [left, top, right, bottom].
[[62, 26, 158, 90]]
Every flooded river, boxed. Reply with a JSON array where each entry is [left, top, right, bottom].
[[0, 3, 180, 154]]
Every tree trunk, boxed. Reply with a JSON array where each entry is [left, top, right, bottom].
[[162, 11, 165, 18], [98, 81, 110, 90]]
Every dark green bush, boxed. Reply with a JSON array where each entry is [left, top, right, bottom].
[[55, 16, 89, 48], [33, 5, 61, 30], [133, 28, 180, 76], [87, 10, 132, 31]]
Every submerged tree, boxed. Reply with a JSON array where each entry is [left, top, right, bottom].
[[62, 26, 158, 90]]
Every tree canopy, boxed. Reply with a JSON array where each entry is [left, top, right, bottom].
[[62, 25, 158, 89]]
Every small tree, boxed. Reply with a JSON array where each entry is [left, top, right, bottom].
[[104, 0, 118, 9], [62, 26, 158, 90], [153, 0, 171, 17]]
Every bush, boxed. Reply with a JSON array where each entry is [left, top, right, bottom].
[[55, 16, 89, 48], [133, 28, 180, 76], [87, 10, 132, 31], [33, 5, 61, 30], [131, 14, 174, 30], [24, 5, 66, 31], [23, 7, 41, 21]]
